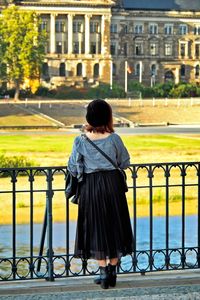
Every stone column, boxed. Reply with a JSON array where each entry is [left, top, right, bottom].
[[101, 15, 111, 55], [192, 41, 196, 59], [101, 15, 105, 55], [68, 14, 73, 54], [85, 14, 91, 54], [50, 14, 56, 54], [175, 67, 179, 84], [185, 41, 188, 59]]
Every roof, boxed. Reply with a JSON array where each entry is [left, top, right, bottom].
[[122, 0, 200, 11]]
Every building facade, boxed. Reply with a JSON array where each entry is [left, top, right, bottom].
[[112, 0, 200, 87], [1, 0, 200, 88], [17, 0, 113, 88]]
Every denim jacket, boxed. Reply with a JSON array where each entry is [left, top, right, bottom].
[[67, 133, 130, 182]]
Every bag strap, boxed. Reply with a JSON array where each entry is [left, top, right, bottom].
[[83, 134, 120, 170]]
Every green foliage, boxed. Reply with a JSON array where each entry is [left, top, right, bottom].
[[35, 81, 200, 100], [0, 6, 47, 99], [128, 81, 144, 92], [35, 86, 56, 98], [56, 86, 86, 99], [0, 154, 36, 168], [169, 83, 198, 98], [152, 81, 174, 98], [84, 83, 125, 99], [35, 83, 125, 99]]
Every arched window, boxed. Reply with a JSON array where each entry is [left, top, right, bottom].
[[94, 63, 99, 78], [77, 63, 82, 76], [135, 63, 140, 76], [112, 63, 117, 76], [42, 63, 49, 77], [59, 63, 66, 77], [151, 64, 156, 76], [195, 65, 200, 78], [180, 64, 185, 77]]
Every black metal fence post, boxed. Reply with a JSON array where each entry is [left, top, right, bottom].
[[46, 169, 54, 281], [11, 170, 17, 280], [197, 163, 200, 267]]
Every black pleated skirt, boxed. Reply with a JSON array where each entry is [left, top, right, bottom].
[[74, 169, 134, 260]]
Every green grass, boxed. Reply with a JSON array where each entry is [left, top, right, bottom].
[[0, 134, 199, 166], [0, 133, 199, 224]]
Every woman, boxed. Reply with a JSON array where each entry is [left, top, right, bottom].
[[67, 99, 134, 289]]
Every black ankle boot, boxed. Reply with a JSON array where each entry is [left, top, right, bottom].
[[108, 264, 117, 287], [94, 266, 109, 289]]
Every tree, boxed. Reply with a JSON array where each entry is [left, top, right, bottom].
[[0, 6, 46, 100]]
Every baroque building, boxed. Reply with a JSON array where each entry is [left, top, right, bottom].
[[112, 0, 200, 87], [1, 0, 200, 88]]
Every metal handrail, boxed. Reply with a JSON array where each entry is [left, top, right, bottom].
[[0, 161, 199, 281]]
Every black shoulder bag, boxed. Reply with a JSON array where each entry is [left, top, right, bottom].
[[84, 134, 128, 193], [65, 170, 80, 204]]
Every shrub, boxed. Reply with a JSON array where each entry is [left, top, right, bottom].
[[169, 83, 198, 98], [153, 81, 175, 98], [55, 86, 85, 99], [35, 86, 56, 98], [87, 83, 125, 99], [0, 154, 36, 168]]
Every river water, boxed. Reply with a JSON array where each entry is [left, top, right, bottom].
[[0, 215, 198, 274]]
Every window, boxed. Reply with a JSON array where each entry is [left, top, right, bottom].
[[40, 21, 48, 32], [42, 63, 49, 77], [195, 44, 200, 58], [135, 43, 143, 55], [164, 24, 173, 35], [56, 42, 62, 54], [124, 25, 128, 34], [90, 42, 96, 54], [94, 64, 99, 78], [165, 43, 172, 56], [76, 63, 82, 76], [110, 43, 116, 55], [134, 24, 143, 34], [150, 43, 157, 56], [73, 42, 79, 54], [195, 65, 200, 78], [149, 24, 158, 35], [59, 63, 66, 77], [124, 43, 128, 56], [90, 22, 100, 33], [180, 43, 186, 57], [135, 63, 140, 76], [179, 24, 188, 35], [112, 63, 117, 76], [110, 24, 118, 34], [55, 21, 66, 33], [194, 26, 200, 35], [151, 64, 156, 76], [180, 64, 185, 77], [73, 21, 84, 33]]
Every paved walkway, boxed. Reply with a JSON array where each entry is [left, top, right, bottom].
[[0, 270, 200, 299]]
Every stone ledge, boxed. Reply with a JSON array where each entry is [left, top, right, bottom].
[[1, 269, 200, 298]]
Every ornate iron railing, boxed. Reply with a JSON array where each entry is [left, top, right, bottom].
[[0, 162, 200, 281]]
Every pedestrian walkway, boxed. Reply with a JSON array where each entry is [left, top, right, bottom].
[[1, 269, 200, 299]]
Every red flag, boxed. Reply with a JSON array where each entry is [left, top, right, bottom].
[[127, 63, 132, 74]]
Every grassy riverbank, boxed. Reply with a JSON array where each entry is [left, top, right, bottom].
[[0, 134, 199, 165], [0, 133, 199, 224]]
